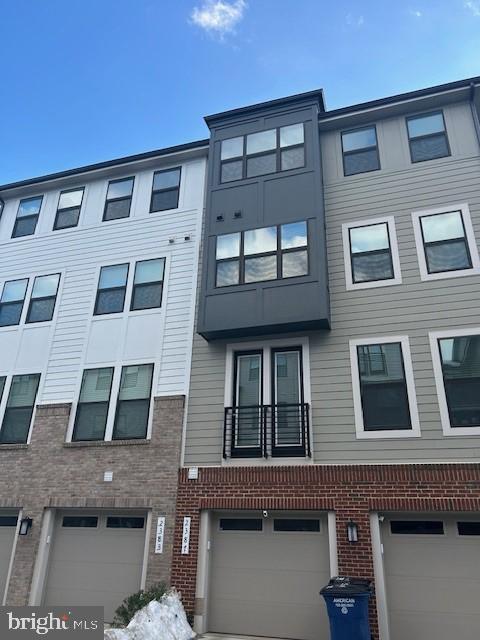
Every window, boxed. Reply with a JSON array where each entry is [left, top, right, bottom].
[[0, 516, 18, 527], [407, 111, 450, 163], [457, 522, 480, 536], [273, 519, 320, 532], [0, 377, 5, 404], [12, 196, 43, 238], [107, 516, 145, 529], [62, 516, 98, 528], [103, 178, 134, 221], [54, 188, 84, 230], [341, 126, 380, 176], [350, 336, 420, 438], [131, 259, 165, 311], [390, 520, 444, 535], [112, 364, 153, 440], [94, 264, 129, 315], [216, 221, 308, 287], [0, 374, 40, 444], [150, 168, 181, 212], [342, 217, 401, 290], [26, 274, 60, 323], [0, 279, 28, 326], [412, 204, 479, 281], [220, 123, 305, 183], [72, 368, 114, 441], [219, 518, 263, 531]]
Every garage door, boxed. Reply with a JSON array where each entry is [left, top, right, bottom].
[[0, 513, 18, 601], [43, 511, 147, 622], [382, 514, 480, 640], [209, 512, 331, 640]]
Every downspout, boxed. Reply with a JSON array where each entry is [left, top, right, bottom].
[[469, 82, 480, 147]]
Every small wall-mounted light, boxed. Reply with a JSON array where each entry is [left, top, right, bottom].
[[347, 520, 358, 543], [19, 517, 33, 536], [234, 210, 242, 219]]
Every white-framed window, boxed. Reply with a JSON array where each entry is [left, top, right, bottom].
[[349, 335, 420, 439], [0, 272, 62, 328], [411, 203, 480, 281], [0, 373, 41, 444], [68, 362, 155, 443], [429, 327, 480, 436], [342, 216, 402, 290]]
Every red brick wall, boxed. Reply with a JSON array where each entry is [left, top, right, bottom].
[[171, 463, 480, 638]]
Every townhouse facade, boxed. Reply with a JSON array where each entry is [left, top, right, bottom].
[[0, 141, 207, 621], [171, 78, 480, 640]]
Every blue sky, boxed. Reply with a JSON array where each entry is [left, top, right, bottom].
[[1, 0, 479, 183]]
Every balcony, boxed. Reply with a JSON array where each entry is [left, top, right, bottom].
[[223, 403, 311, 459]]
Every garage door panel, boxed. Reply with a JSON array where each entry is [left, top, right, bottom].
[[0, 515, 17, 600], [386, 540, 477, 578], [387, 577, 478, 613], [51, 532, 145, 562], [389, 611, 479, 640]]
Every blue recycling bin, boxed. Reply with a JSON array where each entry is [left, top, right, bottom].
[[320, 577, 372, 640]]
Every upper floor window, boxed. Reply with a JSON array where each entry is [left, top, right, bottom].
[[150, 168, 181, 212], [12, 196, 43, 238], [350, 336, 420, 439], [103, 177, 134, 221], [411, 204, 479, 281], [26, 274, 60, 323], [407, 111, 450, 163], [0, 279, 28, 327], [220, 123, 305, 183], [341, 126, 380, 176], [0, 373, 40, 444], [54, 188, 84, 230], [216, 221, 308, 287], [94, 264, 129, 315], [112, 364, 154, 440], [73, 367, 114, 441], [342, 217, 401, 290], [131, 258, 165, 311]]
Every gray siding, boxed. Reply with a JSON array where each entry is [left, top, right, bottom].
[[184, 100, 480, 466]]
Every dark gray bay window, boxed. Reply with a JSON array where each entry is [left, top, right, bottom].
[[0, 374, 40, 443], [216, 221, 308, 287], [103, 178, 134, 221], [26, 273, 60, 323], [94, 264, 129, 315], [0, 279, 28, 326], [439, 335, 480, 428], [112, 364, 153, 439], [407, 111, 450, 162], [54, 188, 84, 230], [419, 210, 472, 274], [349, 222, 394, 283], [73, 367, 114, 441], [341, 126, 380, 176], [12, 196, 43, 238], [150, 168, 181, 212], [357, 342, 411, 431], [131, 258, 165, 311]]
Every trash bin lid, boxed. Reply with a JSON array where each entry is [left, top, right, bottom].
[[320, 576, 373, 596]]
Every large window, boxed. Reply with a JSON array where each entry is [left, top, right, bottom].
[[150, 168, 181, 212], [12, 196, 43, 238], [0, 374, 40, 444], [26, 274, 60, 323], [407, 111, 450, 163], [216, 221, 308, 287], [342, 217, 401, 290], [220, 123, 305, 183], [103, 178, 134, 221], [73, 368, 114, 441], [341, 126, 380, 176], [131, 258, 165, 311], [94, 264, 129, 315], [54, 188, 84, 230], [412, 204, 479, 281], [350, 336, 420, 438], [0, 279, 28, 327], [112, 364, 153, 439]]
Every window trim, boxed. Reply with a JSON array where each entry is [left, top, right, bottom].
[[406, 110, 451, 164], [429, 326, 480, 436], [150, 167, 181, 213], [102, 177, 135, 222], [341, 125, 381, 177], [53, 187, 85, 231], [349, 335, 420, 439], [342, 216, 402, 290], [411, 203, 480, 281]]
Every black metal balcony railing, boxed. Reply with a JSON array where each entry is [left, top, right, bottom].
[[223, 403, 311, 459]]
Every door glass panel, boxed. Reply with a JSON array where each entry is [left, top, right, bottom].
[[219, 518, 262, 531], [274, 350, 301, 445], [62, 516, 98, 528], [106, 516, 145, 529], [390, 520, 444, 535], [235, 354, 261, 448], [274, 519, 320, 532]]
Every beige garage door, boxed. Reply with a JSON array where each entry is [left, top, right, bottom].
[[43, 511, 147, 622], [0, 513, 18, 601], [383, 514, 480, 640], [209, 512, 331, 640]]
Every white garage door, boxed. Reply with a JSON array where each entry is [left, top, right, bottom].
[[209, 512, 331, 640], [43, 511, 147, 622], [382, 514, 480, 640], [0, 513, 18, 601]]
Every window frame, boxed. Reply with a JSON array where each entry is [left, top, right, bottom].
[[349, 335, 420, 439], [12, 196, 43, 239], [102, 177, 135, 222], [53, 187, 85, 231], [111, 363, 155, 440], [0, 271, 63, 329], [0, 278, 29, 327], [406, 110, 450, 163], [341, 125, 381, 177], [429, 326, 480, 436], [411, 203, 480, 281], [342, 216, 402, 290], [150, 167, 181, 213], [25, 273, 61, 324], [0, 373, 41, 445], [130, 258, 166, 312], [93, 263, 129, 316]]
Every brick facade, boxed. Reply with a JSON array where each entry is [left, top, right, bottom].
[[171, 463, 480, 638], [0, 395, 185, 605]]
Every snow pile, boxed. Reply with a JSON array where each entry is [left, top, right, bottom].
[[104, 591, 195, 640]]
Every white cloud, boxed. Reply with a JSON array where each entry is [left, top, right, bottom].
[[346, 13, 365, 27], [465, 0, 480, 16], [190, 0, 246, 36], [410, 9, 423, 17]]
